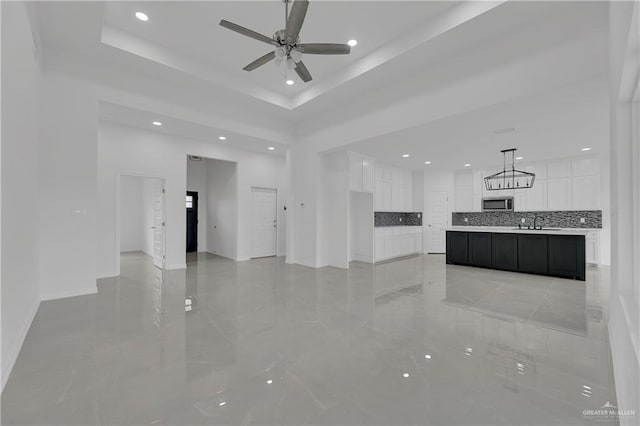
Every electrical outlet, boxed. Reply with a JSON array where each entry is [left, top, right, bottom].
[[464, 217, 468, 222], [521, 218, 526, 223], [580, 218, 586, 224]]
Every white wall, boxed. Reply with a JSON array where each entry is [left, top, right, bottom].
[[39, 71, 97, 301], [186, 158, 207, 252], [120, 176, 145, 252], [608, 1, 639, 422], [1, 1, 42, 389], [206, 159, 237, 259], [97, 123, 287, 276]]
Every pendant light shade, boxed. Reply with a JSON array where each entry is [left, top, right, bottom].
[[484, 148, 535, 191]]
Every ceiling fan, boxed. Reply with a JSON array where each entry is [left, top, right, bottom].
[[219, 0, 351, 83]]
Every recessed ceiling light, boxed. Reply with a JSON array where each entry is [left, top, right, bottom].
[[425, 354, 432, 359], [464, 163, 471, 167], [402, 154, 410, 158], [347, 39, 358, 47], [266, 379, 273, 384], [135, 12, 149, 22], [424, 161, 431, 165], [515, 156, 523, 160], [581, 147, 591, 151], [403, 373, 410, 378], [219, 401, 227, 407], [218, 136, 227, 141], [152, 121, 162, 126], [286, 79, 294, 86], [268, 146, 275, 150]]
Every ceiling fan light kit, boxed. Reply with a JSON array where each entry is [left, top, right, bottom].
[[219, 0, 351, 83], [484, 148, 536, 191]]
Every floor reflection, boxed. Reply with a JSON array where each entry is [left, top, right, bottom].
[[1, 252, 618, 425]]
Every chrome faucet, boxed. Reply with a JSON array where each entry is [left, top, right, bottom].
[[533, 216, 545, 230]]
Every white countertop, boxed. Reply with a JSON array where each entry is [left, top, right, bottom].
[[446, 226, 596, 236]]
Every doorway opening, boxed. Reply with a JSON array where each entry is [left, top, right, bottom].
[[187, 155, 238, 261], [186, 191, 198, 253], [251, 187, 277, 258], [118, 175, 166, 273]]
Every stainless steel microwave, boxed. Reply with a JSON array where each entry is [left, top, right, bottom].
[[482, 197, 514, 211]]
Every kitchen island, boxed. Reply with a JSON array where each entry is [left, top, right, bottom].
[[446, 227, 587, 281]]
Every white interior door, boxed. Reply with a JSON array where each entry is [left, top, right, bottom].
[[251, 187, 277, 258], [152, 180, 165, 269], [427, 191, 448, 253]]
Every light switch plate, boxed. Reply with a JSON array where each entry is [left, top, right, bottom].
[[580, 218, 586, 224]]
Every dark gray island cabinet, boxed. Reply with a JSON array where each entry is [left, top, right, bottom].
[[446, 229, 586, 281]]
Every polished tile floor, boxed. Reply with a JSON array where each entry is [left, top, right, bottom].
[[2, 252, 617, 425]]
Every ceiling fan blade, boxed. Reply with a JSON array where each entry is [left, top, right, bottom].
[[285, 0, 309, 43], [295, 61, 312, 82], [220, 20, 275, 45], [298, 43, 351, 55], [243, 51, 276, 71]]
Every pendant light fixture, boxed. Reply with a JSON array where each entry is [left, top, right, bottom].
[[484, 148, 535, 190]]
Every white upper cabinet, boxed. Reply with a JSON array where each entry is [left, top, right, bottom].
[[362, 156, 375, 193], [547, 177, 572, 210], [525, 162, 548, 180], [457, 156, 601, 212], [455, 185, 473, 212], [349, 152, 375, 193], [547, 160, 572, 178], [572, 157, 599, 177], [572, 175, 598, 209], [375, 163, 413, 211], [349, 153, 363, 191], [525, 180, 547, 211]]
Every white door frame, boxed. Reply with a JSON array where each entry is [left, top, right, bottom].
[[426, 191, 448, 254], [250, 186, 278, 258], [115, 174, 166, 275]]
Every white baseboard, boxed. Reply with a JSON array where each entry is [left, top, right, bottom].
[[40, 285, 97, 301], [1, 297, 40, 391], [97, 270, 117, 279], [166, 264, 187, 270]]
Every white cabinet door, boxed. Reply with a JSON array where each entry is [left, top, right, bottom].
[[349, 154, 363, 191], [586, 231, 600, 264], [572, 175, 598, 210], [526, 162, 548, 180], [525, 180, 547, 211], [472, 194, 482, 212], [548, 160, 572, 178], [375, 164, 385, 181], [473, 170, 484, 195], [392, 167, 405, 185], [407, 171, 413, 210], [547, 177, 572, 210], [382, 182, 392, 211], [572, 158, 599, 177], [514, 192, 526, 212], [362, 156, 375, 193], [375, 229, 385, 261], [392, 183, 405, 212], [375, 182, 383, 211], [455, 170, 473, 186], [384, 229, 394, 259], [455, 185, 473, 212]]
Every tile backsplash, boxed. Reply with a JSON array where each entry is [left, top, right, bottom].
[[451, 210, 602, 228], [375, 212, 423, 227]]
